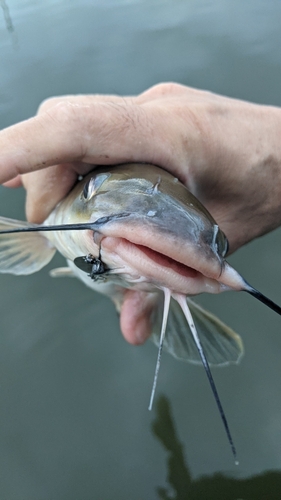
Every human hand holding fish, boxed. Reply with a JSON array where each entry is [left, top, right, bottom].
[[1, 82, 281, 345], [1, 83, 281, 461], [1, 82, 281, 254]]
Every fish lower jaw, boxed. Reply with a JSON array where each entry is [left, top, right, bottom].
[[100, 236, 224, 296]]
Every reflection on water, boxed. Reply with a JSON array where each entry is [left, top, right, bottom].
[[0, 0, 14, 33], [153, 395, 281, 500], [152, 395, 191, 499], [0, 0, 17, 48]]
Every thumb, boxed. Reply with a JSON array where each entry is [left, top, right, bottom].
[[120, 289, 159, 345]]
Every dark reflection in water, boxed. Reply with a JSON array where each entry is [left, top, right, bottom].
[[153, 395, 281, 500], [0, 0, 14, 33], [0, 0, 17, 49]]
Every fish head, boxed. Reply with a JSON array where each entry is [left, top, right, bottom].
[[60, 163, 243, 295]]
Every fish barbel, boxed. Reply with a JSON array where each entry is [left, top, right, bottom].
[[0, 162, 281, 462]]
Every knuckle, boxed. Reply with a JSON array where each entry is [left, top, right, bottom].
[[37, 97, 66, 114], [156, 82, 184, 94], [140, 82, 185, 99], [42, 101, 82, 128]]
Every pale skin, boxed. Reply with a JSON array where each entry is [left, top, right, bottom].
[[1, 82, 281, 344]]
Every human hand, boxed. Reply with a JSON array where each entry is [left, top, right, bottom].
[[2, 83, 281, 252], [1, 83, 281, 344]]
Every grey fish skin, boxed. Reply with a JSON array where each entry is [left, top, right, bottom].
[[0, 163, 279, 316], [0, 163, 244, 366], [45, 164, 236, 291]]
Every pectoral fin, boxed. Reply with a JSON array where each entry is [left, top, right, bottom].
[[0, 216, 56, 275], [151, 296, 243, 366]]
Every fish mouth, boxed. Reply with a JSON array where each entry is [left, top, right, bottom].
[[132, 243, 198, 278], [98, 236, 222, 295], [85, 213, 226, 283]]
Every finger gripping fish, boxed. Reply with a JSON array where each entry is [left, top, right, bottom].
[[0, 163, 280, 463]]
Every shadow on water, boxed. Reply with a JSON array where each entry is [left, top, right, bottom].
[[152, 396, 281, 500]]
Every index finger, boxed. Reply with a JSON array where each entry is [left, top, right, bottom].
[[0, 98, 185, 222], [0, 99, 180, 182]]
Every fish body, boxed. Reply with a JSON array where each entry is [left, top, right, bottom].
[[0, 163, 244, 365], [3, 162, 281, 461]]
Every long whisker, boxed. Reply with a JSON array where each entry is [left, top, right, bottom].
[[0, 223, 94, 234], [148, 288, 171, 411], [243, 283, 281, 316], [0, 213, 132, 235], [173, 293, 238, 465]]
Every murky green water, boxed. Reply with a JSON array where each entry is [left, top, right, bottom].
[[1, 0, 281, 498]]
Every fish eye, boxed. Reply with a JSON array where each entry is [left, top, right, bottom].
[[216, 232, 229, 257], [212, 225, 229, 257], [81, 174, 109, 202], [82, 178, 95, 201], [222, 238, 229, 257]]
